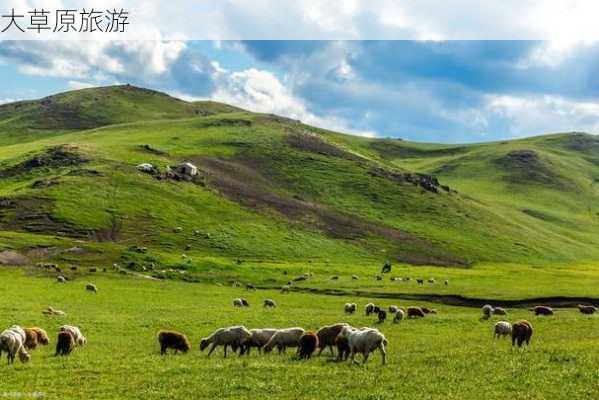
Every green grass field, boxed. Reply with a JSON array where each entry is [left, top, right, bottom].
[[1, 268, 598, 400]]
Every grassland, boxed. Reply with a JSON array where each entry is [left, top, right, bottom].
[[1, 268, 598, 400]]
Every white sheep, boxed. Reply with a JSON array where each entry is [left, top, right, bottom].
[[86, 283, 97, 293], [263, 327, 305, 354], [242, 328, 279, 355], [233, 298, 243, 307], [344, 303, 357, 314], [481, 304, 494, 319], [200, 326, 251, 357], [493, 321, 512, 338], [59, 325, 86, 346], [365, 303, 376, 316], [393, 309, 405, 323], [0, 326, 30, 364], [280, 285, 290, 294], [388, 305, 399, 314], [339, 326, 388, 365], [57, 276, 66, 283]]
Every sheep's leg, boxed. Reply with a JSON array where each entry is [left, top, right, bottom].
[[362, 351, 370, 364], [223, 345, 228, 358], [317, 346, 324, 356], [328, 346, 335, 356], [379, 345, 386, 365], [207, 343, 218, 357], [350, 351, 359, 365]]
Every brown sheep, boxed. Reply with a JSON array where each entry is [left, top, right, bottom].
[[407, 307, 425, 318], [297, 332, 319, 360], [158, 330, 191, 355], [55, 331, 75, 356], [24, 327, 50, 350], [511, 320, 533, 347], [578, 305, 597, 315], [493, 307, 508, 315], [335, 334, 350, 361], [316, 323, 349, 356], [531, 306, 554, 316]]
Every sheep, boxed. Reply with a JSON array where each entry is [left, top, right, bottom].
[[0, 326, 30, 364], [42, 306, 65, 316], [55, 331, 76, 356], [393, 309, 405, 323], [407, 307, 425, 318], [493, 307, 507, 316], [241, 328, 278, 355], [297, 332, 319, 360], [335, 334, 351, 361], [416, 279, 424, 285], [493, 321, 512, 338], [316, 323, 350, 356], [331, 276, 339, 280], [578, 304, 597, 315], [263, 327, 305, 354], [233, 298, 243, 307], [24, 327, 50, 350], [86, 283, 97, 293], [531, 306, 554, 316], [421, 307, 433, 314], [263, 299, 276, 308], [280, 285, 290, 294], [352, 275, 359, 280], [511, 320, 533, 347], [241, 298, 250, 307], [339, 326, 388, 365], [158, 330, 190, 355], [365, 303, 376, 316], [375, 275, 382, 281], [57, 275, 66, 283], [481, 304, 494, 319], [444, 280, 449, 286], [373, 306, 381, 314], [344, 303, 357, 314], [428, 278, 435, 284], [246, 284, 256, 291], [377, 310, 387, 323], [388, 305, 399, 314], [59, 325, 86, 346], [200, 326, 251, 357]]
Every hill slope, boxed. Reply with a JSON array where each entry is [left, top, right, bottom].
[[1, 85, 598, 276]]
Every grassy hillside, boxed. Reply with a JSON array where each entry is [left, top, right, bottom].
[[1, 85, 599, 295], [1, 268, 597, 400]]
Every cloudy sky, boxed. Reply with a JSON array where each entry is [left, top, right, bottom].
[[2, 40, 599, 142]]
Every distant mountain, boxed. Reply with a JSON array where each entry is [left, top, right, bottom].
[[1, 85, 598, 270]]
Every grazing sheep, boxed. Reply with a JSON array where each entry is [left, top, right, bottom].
[[493, 307, 507, 316], [377, 310, 387, 323], [393, 309, 405, 323], [578, 304, 597, 315], [428, 278, 435, 284], [280, 285, 290, 294], [407, 307, 425, 318], [421, 307, 432, 314], [531, 306, 554, 316], [263, 299, 276, 308], [493, 321, 512, 338], [0, 326, 30, 364], [42, 306, 65, 316], [352, 275, 359, 280], [373, 306, 381, 314], [59, 326, 86, 346], [335, 334, 351, 361], [331, 276, 339, 280], [241, 298, 250, 307], [339, 327, 388, 365], [89, 268, 97, 273], [481, 304, 494, 319], [233, 298, 243, 307], [263, 327, 305, 354], [365, 303, 376, 316], [511, 320, 533, 347], [158, 330, 190, 355], [444, 280, 449, 286], [376, 275, 382, 281], [344, 303, 357, 314], [241, 328, 278, 355], [57, 276, 66, 283], [297, 332, 319, 360], [24, 327, 50, 350], [200, 326, 251, 357], [246, 284, 256, 291], [55, 331, 76, 356], [86, 283, 97, 293], [381, 262, 392, 273], [416, 279, 424, 285], [316, 323, 350, 356], [388, 305, 398, 314], [232, 281, 241, 288]]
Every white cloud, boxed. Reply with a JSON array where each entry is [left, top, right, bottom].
[[485, 94, 599, 136]]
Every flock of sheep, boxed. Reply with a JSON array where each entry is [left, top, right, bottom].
[[0, 325, 86, 365], [158, 323, 388, 365]]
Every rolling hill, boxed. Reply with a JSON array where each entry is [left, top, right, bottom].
[[1, 84, 599, 280]]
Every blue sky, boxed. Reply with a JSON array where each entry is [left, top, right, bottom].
[[1, 40, 599, 143]]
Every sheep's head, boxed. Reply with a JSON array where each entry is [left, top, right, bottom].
[[18, 350, 30, 363], [178, 341, 190, 353], [199, 339, 209, 351]]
